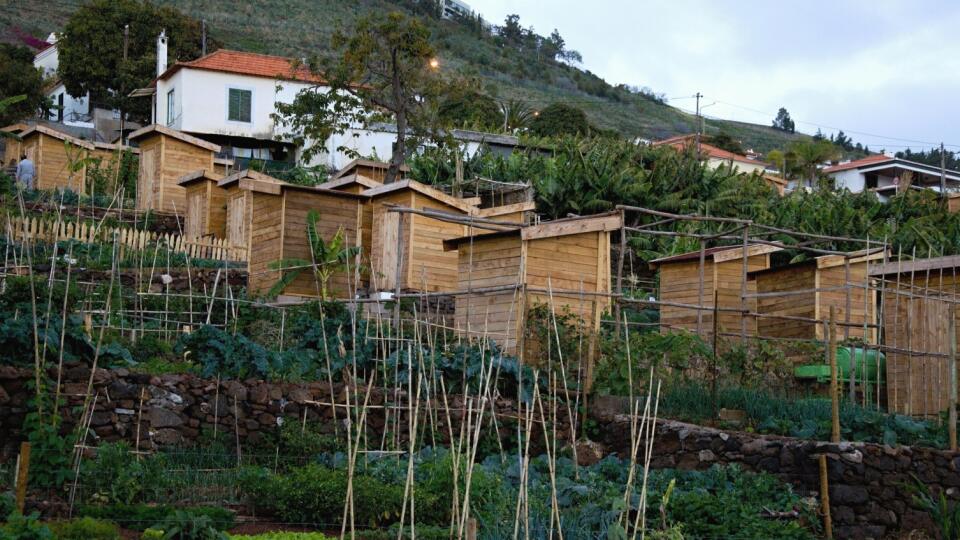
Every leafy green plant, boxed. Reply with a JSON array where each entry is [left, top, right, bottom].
[[0, 511, 55, 540], [229, 533, 334, 540], [79, 504, 234, 532], [154, 510, 228, 540], [909, 475, 960, 540], [268, 212, 361, 300], [50, 517, 120, 540]]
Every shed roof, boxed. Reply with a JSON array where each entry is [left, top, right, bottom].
[[869, 254, 960, 276], [128, 124, 221, 152], [330, 158, 410, 180], [178, 169, 224, 187], [18, 124, 95, 150], [316, 173, 383, 191], [649, 244, 782, 267], [219, 169, 365, 199], [443, 211, 621, 250], [362, 179, 476, 213]]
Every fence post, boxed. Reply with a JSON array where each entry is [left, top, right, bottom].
[[15, 441, 30, 513], [466, 517, 478, 540], [829, 306, 840, 443], [819, 454, 833, 539], [950, 304, 957, 452]]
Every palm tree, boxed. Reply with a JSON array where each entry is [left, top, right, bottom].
[[787, 139, 840, 188], [499, 99, 535, 132], [269, 210, 361, 300]]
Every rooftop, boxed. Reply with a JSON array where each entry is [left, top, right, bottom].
[[652, 134, 770, 167], [156, 49, 325, 85]]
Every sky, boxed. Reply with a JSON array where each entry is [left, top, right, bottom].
[[468, 0, 960, 153]]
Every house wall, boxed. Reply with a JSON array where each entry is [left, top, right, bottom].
[[157, 69, 315, 140], [831, 170, 865, 192], [246, 192, 285, 295], [707, 157, 766, 176], [279, 191, 362, 298]]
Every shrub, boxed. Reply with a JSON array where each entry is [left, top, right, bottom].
[[229, 533, 335, 540], [50, 517, 120, 540], [78, 504, 234, 532], [0, 511, 55, 540], [240, 464, 404, 528]]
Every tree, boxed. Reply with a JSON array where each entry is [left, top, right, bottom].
[[708, 132, 744, 155], [438, 88, 501, 131], [772, 107, 795, 133], [273, 11, 450, 183], [0, 45, 45, 125], [788, 139, 840, 187], [500, 14, 524, 44], [500, 99, 535, 132], [57, 0, 213, 122], [529, 103, 590, 137]]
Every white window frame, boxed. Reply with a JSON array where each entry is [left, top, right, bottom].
[[166, 89, 176, 126], [226, 86, 254, 124]]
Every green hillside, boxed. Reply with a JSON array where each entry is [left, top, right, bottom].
[[1, 0, 807, 153]]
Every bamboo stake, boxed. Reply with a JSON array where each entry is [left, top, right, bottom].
[[819, 454, 833, 539]]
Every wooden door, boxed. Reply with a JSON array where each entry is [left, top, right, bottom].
[[372, 207, 400, 291], [226, 193, 247, 248], [139, 148, 156, 210], [186, 191, 206, 238]]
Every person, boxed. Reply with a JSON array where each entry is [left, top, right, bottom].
[[15, 154, 34, 190]]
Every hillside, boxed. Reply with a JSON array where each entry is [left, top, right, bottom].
[[1, 0, 807, 153]]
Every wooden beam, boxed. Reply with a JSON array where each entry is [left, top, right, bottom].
[[521, 212, 622, 241]]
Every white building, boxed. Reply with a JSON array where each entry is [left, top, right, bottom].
[[33, 33, 91, 126], [142, 41, 524, 172], [442, 0, 473, 19], [824, 154, 960, 201]]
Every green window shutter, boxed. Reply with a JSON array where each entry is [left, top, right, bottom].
[[240, 90, 251, 122], [228, 88, 252, 122]]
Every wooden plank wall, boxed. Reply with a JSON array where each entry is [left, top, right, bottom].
[[884, 274, 960, 416], [158, 136, 214, 215], [280, 191, 361, 298], [756, 264, 817, 340], [369, 191, 413, 291], [207, 182, 227, 239], [659, 259, 716, 333], [246, 192, 284, 295], [407, 193, 467, 292], [136, 137, 161, 211], [224, 188, 247, 248], [38, 134, 86, 194], [184, 183, 207, 238], [817, 262, 875, 341], [455, 235, 524, 352]]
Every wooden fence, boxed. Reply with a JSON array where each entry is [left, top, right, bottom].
[[3, 215, 247, 262]]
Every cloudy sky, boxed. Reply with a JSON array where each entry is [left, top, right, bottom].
[[469, 0, 960, 153]]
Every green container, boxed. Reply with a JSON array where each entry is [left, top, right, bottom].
[[794, 347, 886, 384]]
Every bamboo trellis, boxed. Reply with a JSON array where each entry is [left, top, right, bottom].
[[3, 215, 247, 262]]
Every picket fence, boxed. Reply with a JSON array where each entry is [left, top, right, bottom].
[[3, 215, 247, 262]]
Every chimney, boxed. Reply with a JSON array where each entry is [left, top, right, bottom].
[[156, 30, 168, 77]]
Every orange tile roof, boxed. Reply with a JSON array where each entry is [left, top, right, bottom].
[[157, 49, 324, 84], [653, 134, 768, 167], [822, 154, 892, 173]]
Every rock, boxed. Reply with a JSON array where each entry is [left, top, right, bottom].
[[149, 407, 183, 428], [0, 386, 9, 405], [741, 438, 765, 455], [832, 505, 855, 524], [152, 428, 182, 445], [223, 381, 247, 401], [289, 388, 312, 404], [575, 439, 606, 466], [841, 450, 863, 464], [832, 485, 869, 505], [108, 380, 140, 400], [257, 413, 276, 426], [89, 411, 113, 426], [698, 449, 716, 463], [115, 408, 135, 415]]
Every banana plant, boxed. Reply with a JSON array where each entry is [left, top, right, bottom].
[[269, 210, 361, 300]]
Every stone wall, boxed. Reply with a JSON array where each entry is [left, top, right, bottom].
[[0, 367, 953, 539]]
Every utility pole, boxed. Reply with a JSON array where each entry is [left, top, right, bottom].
[[941, 142, 947, 198], [694, 92, 703, 155], [202, 20, 207, 56]]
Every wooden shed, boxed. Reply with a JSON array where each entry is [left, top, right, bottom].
[[871, 256, 960, 416], [221, 170, 366, 298], [218, 170, 286, 251], [444, 212, 619, 355], [331, 158, 409, 184], [364, 179, 477, 293], [178, 170, 226, 239], [650, 245, 781, 337], [473, 201, 537, 225], [5, 125, 96, 194], [129, 124, 220, 214], [317, 173, 383, 195], [213, 157, 235, 177], [1, 123, 29, 164], [752, 251, 881, 343]]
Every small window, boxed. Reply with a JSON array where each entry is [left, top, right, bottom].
[[228, 88, 252, 123], [166, 89, 175, 126]]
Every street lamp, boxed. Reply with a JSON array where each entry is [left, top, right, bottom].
[[429, 58, 440, 69]]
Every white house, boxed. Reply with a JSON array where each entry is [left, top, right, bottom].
[[33, 33, 91, 126], [824, 154, 960, 201], [442, 0, 473, 19]]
